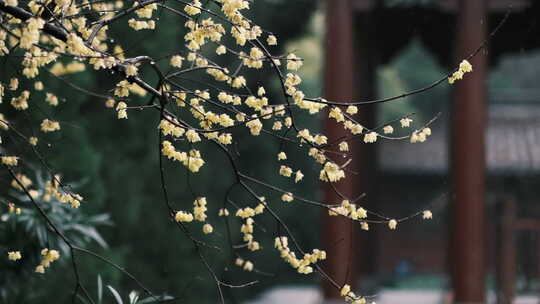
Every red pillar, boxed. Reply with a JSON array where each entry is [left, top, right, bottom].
[[450, 0, 488, 302], [321, 0, 357, 300]]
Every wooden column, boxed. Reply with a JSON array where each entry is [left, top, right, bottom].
[[450, 0, 488, 303], [496, 198, 516, 304], [321, 0, 357, 300]]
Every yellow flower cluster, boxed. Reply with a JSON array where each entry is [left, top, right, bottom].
[[184, 18, 225, 51], [235, 205, 262, 219], [10, 90, 30, 110], [35, 248, 60, 274], [202, 223, 213, 234], [340, 284, 367, 304], [159, 119, 185, 137], [66, 33, 94, 57], [242, 47, 264, 69], [8, 251, 22, 261], [286, 53, 303, 71], [175, 210, 194, 222], [244, 95, 268, 111], [343, 120, 363, 135], [22, 47, 57, 78], [319, 162, 345, 183], [400, 117, 412, 127], [410, 127, 431, 143], [114, 80, 130, 97], [115, 101, 128, 119], [161, 141, 205, 172], [448, 59, 473, 84], [45, 93, 59, 106], [279, 165, 292, 177], [9, 78, 18, 90], [42, 175, 82, 208], [20, 18, 44, 49], [346, 105, 358, 115], [363, 131, 378, 143], [134, 2, 157, 18], [329, 107, 345, 122], [193, 197, 207, 221], [1, 156, 19, 166], [240, 217, 260, 251], [184, 0, 202, 15], [8, 202, 21, 214], [185, 129, 201, 143], [281, 192, 294, 202], [125, 64, 138, 76], [11, 173, 32, 191], [328, 200, 368, 221], [245, 118, 262, 135], [235, 257, 254, 272], [50, 61, 86, 76], [40, 119, 60, 132], [308, 148, 326, 164], [383, 125, 394, 134], [274, 236, 326, 275]]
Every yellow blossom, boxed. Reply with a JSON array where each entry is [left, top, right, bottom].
[[363, 132, 377, 143], [34, 81, 43, 90], [216, 45, 226, 55], [279, 165, 292, 177], [360, 222, 369, 231], [116, 102, 128, 119], [202, 223, 213, 234], [295, 170, 304, 183], [170, 55, 183, 68], [319, 162, 345, 183], [8, 251, 22, 261], [9, 78, 19, 90], [346, 105, 358, 115], [185, 129, 201, 143], [125, 64, 138, 76], [10, 91, 30, 110], [267, 34, 277, 45], [2, 156, 19, 166], [41, 119, 60, 132], [400, 118, 412, 128], [340, 284, 351, 297], [184, 0, 202, 15], [281, 192, 293, 202], [175, 211, 194, 222], [243, 261, 253, 271], [423, 210, 433, 219]]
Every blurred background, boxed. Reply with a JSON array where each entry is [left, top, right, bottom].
[[2, 0, 540, 303]]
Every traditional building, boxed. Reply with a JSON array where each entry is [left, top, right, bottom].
[[322, 1, 540, 303]]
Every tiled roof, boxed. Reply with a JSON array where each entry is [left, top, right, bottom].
[[379, 105, 540, 175]]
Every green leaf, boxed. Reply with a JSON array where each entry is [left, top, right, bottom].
[[107, 286, 123, 304], [97, 275, 103, 304]]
